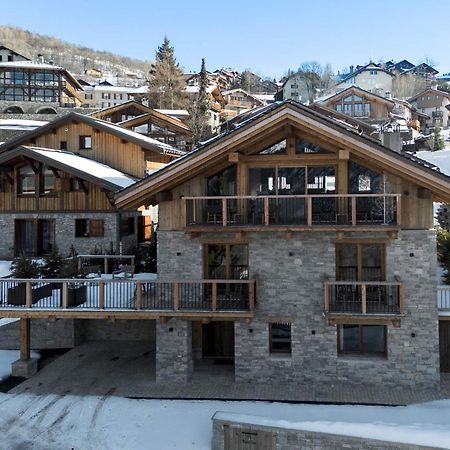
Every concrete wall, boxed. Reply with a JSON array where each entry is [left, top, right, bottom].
[[0, 211, 138, 259], [212, 414, 440, 450], [76, 319, 156, 342]]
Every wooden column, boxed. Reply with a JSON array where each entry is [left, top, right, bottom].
[[20, 318, 30, 361], [338, 150, 349, 223]]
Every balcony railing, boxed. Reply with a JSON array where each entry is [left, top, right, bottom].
[[184, 194, 401, 229], [438, 286, 450, 311], [324, 281, 404, 315], [0, 279, 255, 317]]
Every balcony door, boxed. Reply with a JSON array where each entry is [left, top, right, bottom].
[[205, 244, 248, 280], [336, 243, 385, 282]]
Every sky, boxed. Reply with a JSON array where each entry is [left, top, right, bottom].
[[2, 0, 450, 79]]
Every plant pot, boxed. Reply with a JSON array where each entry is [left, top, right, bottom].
[[7, 283, 53, 306], [67, 285, 87, 307]]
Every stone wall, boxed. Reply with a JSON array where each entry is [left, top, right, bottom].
[[212, 413, 440, 450], [0, 211, 139, 259], [0, 319, 80, 350], [156, 319, 192, 383]]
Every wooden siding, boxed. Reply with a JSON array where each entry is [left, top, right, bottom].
[[28, 122, 153, 178]]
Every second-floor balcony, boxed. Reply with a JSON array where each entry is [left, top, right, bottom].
[[324, 281, 404, 317], [184, 194, 401, 230]]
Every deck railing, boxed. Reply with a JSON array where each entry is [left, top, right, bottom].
[[0, 279, 255, 314], [183, 194, 400, 228], [438, 286, 450, 311], [324, 281, 404, 315]]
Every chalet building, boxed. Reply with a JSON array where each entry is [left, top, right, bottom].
[[81, 81, 147, 109], [89, 101, 193, 152], [0, 53, 84, 114], [115, 100, 450, 387], [408, 88, 450, 129], [222, 89, 265, 119], [330, 63, 394, 99], [317, 86, 395, 125], [0, 112, 183, 258]]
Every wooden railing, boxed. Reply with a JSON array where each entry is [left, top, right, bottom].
[[438, 286, 450, 311], [0, 279, 256, 316], [324, 281, 404, 315], [183, 194, 401, 228]]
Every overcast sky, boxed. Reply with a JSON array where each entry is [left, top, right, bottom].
[[3, 0, 449, 78]]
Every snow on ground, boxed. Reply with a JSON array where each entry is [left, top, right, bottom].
[[0, 350, 39, 382], [0, 260, 12, 278], [415, 149, 450, 176], [0, 394, 449, 449]]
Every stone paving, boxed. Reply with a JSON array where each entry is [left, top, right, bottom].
[[10, 341, 450, 406]]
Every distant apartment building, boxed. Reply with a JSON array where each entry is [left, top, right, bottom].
[[408, 88, 450, 129]]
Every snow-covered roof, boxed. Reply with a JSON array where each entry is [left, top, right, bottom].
[[9, 146, 137, 190], [155, 109, 189, 117], [0, 119, 48, 131], [88, 85, 147, 93], [414, 150, 450, 176], [0, 61, 66, 71]]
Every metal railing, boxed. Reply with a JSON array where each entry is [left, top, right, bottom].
[[438, 286, 450, 310], [184, 194, 401, 228], [0, 279, 256, 314], [324, 281, 403, 315]]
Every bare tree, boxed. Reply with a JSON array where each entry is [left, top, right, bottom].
[[392, 73, 427, 100]]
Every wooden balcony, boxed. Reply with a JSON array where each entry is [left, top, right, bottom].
[[0, 279, 256, 321], [183, 194, 401, 232], [324, 281, 404, 323]]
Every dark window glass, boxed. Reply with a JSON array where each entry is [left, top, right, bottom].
[[338, 325, 386, 355], [207, 166, 236, 196], [278, 167, 305, 195], [349, 161, 382, 194], [249, 168, 276, 195], [79, 135, 92, 150], [259, 139, 286, 155], [40, 165, 56, 195], [307, 166, 335, 194], [75, 219, 89, 237], [296, 138, 327, 154], [270, 323, 292, 354], [18, 165, 36, 195], [60, 141, 67, 150]]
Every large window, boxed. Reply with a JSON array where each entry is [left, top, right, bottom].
[[18, 165, 36, 195], [338, 324, 386, 356], [269, 322, 292, 355], [207, 166, 236, 196], [205, 244, 248, 280], [336, 243, 385, 281], [349, 162, 382, 194], [40, 165, 56, 195]]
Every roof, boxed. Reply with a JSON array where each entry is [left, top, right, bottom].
[[408, 88, 450, 103], [0, 61, 83, 90], [0, 112, 185, 157], [89, 100, 154, 120], [116, 100, 450, 208], [0, 45, 31, 61], [0, 119, 48, 131], [223, 89, 265, 105], [119, 112, 192, 137], [414, 150, 450, 176], [0, 146, 137, 191], [339, 63, 394, 83], [318, 86, 395, 106]]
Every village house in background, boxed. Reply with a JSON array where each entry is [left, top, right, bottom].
[[408, 88, 450, 130], [0, 111, 183, 259]]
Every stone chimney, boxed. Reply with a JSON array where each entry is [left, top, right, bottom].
[[37, 53, 44, 63], [380, 122, 402, 153]]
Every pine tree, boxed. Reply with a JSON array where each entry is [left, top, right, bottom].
[[437, 228, 450, 284], [41, 246, 65, 278], [187, 58, 212, 144], [10, 253, 41, 278], [433, 126, 445, 151], [147, 37, 187, 110]]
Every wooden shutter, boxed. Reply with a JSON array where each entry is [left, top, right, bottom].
[[89, 220, 104, 237]]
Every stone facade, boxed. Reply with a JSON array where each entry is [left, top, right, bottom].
[[0, 211, 138, 259], [157, 229, 440, 387], [156, 319, 193, 383], [212, 414, 439, 450]]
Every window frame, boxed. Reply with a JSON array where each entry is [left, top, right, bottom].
[[79, 135, 92, 150], [269, 322, 292, 355], [337, 324, 387, 356]]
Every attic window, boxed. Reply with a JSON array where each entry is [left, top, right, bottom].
[[79, 135, 92, 150], [296, 138, 328, 154], [258, 139, 286, 155]]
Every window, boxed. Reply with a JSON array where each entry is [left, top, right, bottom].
[[369, 70, 378, 75], [269, 322, 292, 354], [205, 244, 248, 280], [338, 324, 386, 356], [258, 139, 286, 155], [207, 166, 237, 196], [70, 178, 83, 192], [121, 216, 135, 236], [79, 135, 92, 150], [40, 165, 56, 195], [60, 141, 67, 150], [75, 219, 104, 237], [18, 165, 36, 195], [336, 243, 385, 281]]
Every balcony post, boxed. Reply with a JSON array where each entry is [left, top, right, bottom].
[[361, 284, 367, 314], [62, 282, 68, 309], [307, 197, 312, 226], [324, 283, 330, 313], [19, 318, 30, 361], [249, 281, 255, 312], [25, 282, 32, 308], [99, 281, 105, 309], [174, 282, 180, 311], [136, 281, 142, 310], [399, 283, 404, 313], [351, 196, 357, 226], [396, 194, 402, 226], [264, 197, 269, 225], [212, 282, 217, 311], [222, 198, 227, 227], [181, 197, 187, 226]]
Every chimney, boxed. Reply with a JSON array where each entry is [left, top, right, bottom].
[[380, 123, 402, 153], [37, 53, 44, 63], [349, 65, 354, 74]]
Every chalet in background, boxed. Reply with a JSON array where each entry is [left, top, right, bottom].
[[0, 111, 183, 258], [408, 88, 450, 129]]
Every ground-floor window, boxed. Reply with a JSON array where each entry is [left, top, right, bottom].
[[15, 219, 55, 256], [75, 219, 104, 238], [338, 324, 386, 356], [269, 322, 292, 355]]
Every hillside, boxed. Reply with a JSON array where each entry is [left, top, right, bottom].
[[0, 26, 150, 79]]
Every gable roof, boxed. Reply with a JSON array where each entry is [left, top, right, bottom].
[[89, 100, 154, 120], [0, 45, 31, 61], [339, 63, 394, 83], [0, 112, 185, 157], [115, 100, 450, 208], [0, 146, 137, 191], [223, 89, 265, 105], [408, 88, 450, 103], [119, 112, 192, 137], [318, 86, 395, 106]]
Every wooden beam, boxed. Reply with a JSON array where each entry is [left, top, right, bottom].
[[228, 152, 240, 163], [19, 318, 30, 361]]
